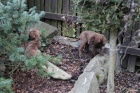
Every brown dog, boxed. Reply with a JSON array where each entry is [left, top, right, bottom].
[[78, 31, 106, 57], [24, 39, 41, 57], [29, 29, 41, 40]]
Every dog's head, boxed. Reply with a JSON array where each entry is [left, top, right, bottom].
[[90, 33, 106, 48], [29, 29, 41, 40]]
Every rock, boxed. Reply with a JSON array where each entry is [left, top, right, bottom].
[[69, 54, 108, 93], [42, 62, 72, 80], [27, 21, 58, 38], [53, 36, 79, 48], [53, 36, 110, 54], [84, 54, 109, 84], [69, 72, 100, 93]]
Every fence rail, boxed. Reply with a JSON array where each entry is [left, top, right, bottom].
[[27, 0, 76, 28]]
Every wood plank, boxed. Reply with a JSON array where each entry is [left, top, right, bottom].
[[127, 56, 136, 72], [51, 0, 58, 27], [69, 0, 74, 15], [51, 0, 57, 13], [121, 55, 128, 69], [34, 0, 40, 11], [44, 0, 51, 24], [27, 0, 35, 8], [119, 46, 140, 56], [43, 12, 81, 23], [57, 0, 63, 30], [120, 45, 139, 69], [45, 0, 51, 12], [40, 0, 45, 11], [62, 0, 70, 36], [115, 51, 121, 73], [126, 22, 139, 72], [121, 29, 132, 68], [62, 0, 69, 14], [57, 0, 63, 13]]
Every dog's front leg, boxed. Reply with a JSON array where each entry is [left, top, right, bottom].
[[99, 47, 104, 56]]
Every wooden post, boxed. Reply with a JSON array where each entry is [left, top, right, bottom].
[[121, 30, 132, 69], [127, 55, 136, 72]]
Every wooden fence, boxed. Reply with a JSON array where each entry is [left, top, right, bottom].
[[27, 0, 81, 33], [27, 0, 140, 72], [119, 22, 140, 72]]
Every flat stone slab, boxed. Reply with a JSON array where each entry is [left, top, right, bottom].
[[53, 36, 110, 54], [42, 62, 72, 80], [53, 36, 79, 48], [27, 21, 58, 38]]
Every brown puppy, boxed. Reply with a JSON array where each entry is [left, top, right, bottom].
[[78, 31, 106, 57], [24, 39, 41, 57], [29, 29, 41, 40]]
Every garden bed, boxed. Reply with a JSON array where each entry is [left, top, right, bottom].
[[11, 41, 93, 93], [4, 40, 140, 93], [100, 69, 140, 93]]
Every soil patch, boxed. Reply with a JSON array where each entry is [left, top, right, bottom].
[[11, 41, 93, 93], [5, 41, 140, 93], [100, 69, 140, 93]]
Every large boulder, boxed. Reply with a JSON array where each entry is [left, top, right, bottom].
[[69, 54, 108, 93], [27, 21, 58, 38], [69, 72, 100, 93], [84, 54, 109, 84]]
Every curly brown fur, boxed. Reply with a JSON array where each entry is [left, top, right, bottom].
[[91, 32, 106, 56], [29, 29, 41, 40], [24, 39, 41, 57], [78, 31, 106, 57]]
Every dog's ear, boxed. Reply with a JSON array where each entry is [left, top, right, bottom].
[[29, 31, 36, 40]]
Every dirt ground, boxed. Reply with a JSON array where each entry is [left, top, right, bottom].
[[11, 41, 92, 93], [100, 69, 140, 93], [4, 41, 140, 93]]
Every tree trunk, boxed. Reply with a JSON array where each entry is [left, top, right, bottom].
[[107, 30, 117, 93]]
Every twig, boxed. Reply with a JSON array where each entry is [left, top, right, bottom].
[[11, 62, 22, 74]]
